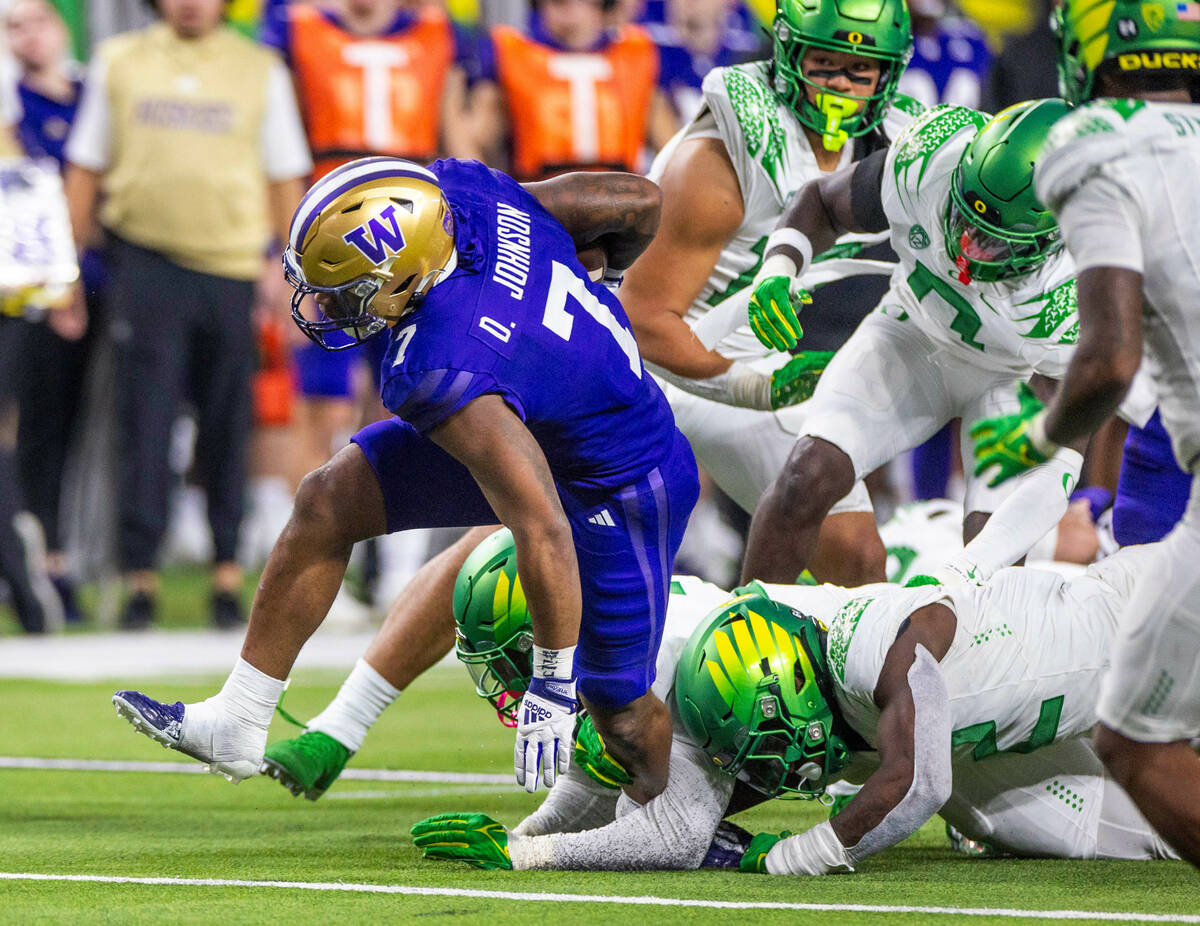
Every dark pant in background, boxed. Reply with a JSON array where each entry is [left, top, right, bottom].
[[106, 236, 256, 571]]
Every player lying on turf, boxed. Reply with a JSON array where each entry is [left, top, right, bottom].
[[257, 465, 1095, 801], [411, 534, 1179, 872], [110, 156, 702, 804]]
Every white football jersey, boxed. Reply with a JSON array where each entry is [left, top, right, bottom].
[[880, 105, 1079, 376], [1038, 99, 1200, 472], [819, 547, 1155, 760], [648, 62, 923, 363]]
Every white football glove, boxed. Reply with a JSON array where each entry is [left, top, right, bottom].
[[515, 677, 577, 793]]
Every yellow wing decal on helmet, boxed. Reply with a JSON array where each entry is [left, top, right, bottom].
[[1078, 0, 1117, 70]]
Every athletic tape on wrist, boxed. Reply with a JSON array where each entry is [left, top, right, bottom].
[[1027, 410, 1060, 458], [763, 227, 814, 277], [532, 644, 576, 680]]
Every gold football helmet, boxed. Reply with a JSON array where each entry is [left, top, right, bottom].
[[284, 157, 457, 350]]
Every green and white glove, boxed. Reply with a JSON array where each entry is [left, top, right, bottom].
[[573, 714, 632, 789], [749, 276, 812, 352], [970, 382, 1057, 488], [769, 351, 834, 410], [410, 812, 513, 870], [739, 830, 792, 873]]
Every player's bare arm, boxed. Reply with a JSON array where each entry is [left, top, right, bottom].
[[830, 603, 956, 853], [1042, 267, 1145, 448], [429, 393, 581, 650], [619, 136, 745, 379], [523, 171, 662, 272]]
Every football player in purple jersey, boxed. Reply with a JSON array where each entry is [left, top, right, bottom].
[[113, 156, 699, 806]]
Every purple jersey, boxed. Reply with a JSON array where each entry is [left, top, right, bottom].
[[15, 77, 81, 168], [1113, 409, 1191, 546], [379, 158, 679, 495]]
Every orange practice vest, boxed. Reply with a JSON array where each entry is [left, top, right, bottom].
[[290, 6, 454, 179], [491, 25, 659, 180]]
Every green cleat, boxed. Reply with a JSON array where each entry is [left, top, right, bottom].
[[261, 730, 353, 800]]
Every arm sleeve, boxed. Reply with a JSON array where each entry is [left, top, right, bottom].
[[845, 645, 953, 862], [765, 647, 952, 874], [261, 58, 312, 180], [64, 52, 111, 171], [511, 761, 620, 837], [507, 739, 735, 870], [949, 447, 1085, 580], [849, 148, 889, 234]]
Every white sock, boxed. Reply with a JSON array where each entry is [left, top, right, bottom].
[[307, 658, 400, 753]]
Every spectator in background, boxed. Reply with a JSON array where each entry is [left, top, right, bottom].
[[63, 0, 311, 630], [3, 0, 99, 623], [898, 0, 991, 109], [473, 0, 678, 179], [979, 0, 1060, 113], [260, 0, 482, 488], [646, 0, 764, 125]]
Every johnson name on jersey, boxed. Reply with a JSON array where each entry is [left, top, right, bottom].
[[1038, 98, 1200, 472], [650, 61, 924, 363], [881, 104, 1080, 375]]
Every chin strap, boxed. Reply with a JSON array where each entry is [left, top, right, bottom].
[[815, 93, 860, 152]]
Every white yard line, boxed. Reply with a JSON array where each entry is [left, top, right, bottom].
[[325, 786, 509, 800], [0, 873, 1195, 921], [0, 756, 510, 784]]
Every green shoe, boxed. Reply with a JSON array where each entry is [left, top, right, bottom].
[[261, 730, 353, 800]]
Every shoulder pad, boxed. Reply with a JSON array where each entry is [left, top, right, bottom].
[[703, 61, 792, 199], [1036, 99, 1152, 212], [888, 104, 987, 196], [881, 93, 926, 142]]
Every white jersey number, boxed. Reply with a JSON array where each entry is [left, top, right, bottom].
[[541, 260, 642, 378]]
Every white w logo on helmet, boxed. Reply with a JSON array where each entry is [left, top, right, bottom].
[[342, 203, 408, 264]]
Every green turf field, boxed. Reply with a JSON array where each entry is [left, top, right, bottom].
[[1, 663, 1197, 925]]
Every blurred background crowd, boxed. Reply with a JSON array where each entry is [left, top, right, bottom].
[[0, 0, 1088, 635]]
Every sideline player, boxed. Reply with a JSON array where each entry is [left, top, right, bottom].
[[739, 98, 1101, 586], [970, 0, 1200, 867], [412, 537, 1178, 870], [112, 157, 699, 804], [619, 0, 920, 585]]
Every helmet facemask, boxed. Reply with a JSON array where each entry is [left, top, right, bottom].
[[943, 177, 1063, 284], [451, 527, 533, 727], [455, 627, 534, 728], [941, 99, 1071, 285]]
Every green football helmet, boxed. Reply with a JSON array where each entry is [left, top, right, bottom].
[[674, 593, 850, 799], [1056, 0, 1200, 104], [943, 99, 1072, 284], [772, 0, 913, 150], [452, 527, 532, 727]]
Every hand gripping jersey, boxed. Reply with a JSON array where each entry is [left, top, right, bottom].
[[490, 24, 659, 181], [1038, 99, 1200, 473], [379, 160, 680, 493], [282, 5, 457, 179], [653, 61, 925, 363], [881, 104, 1079, 377]]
